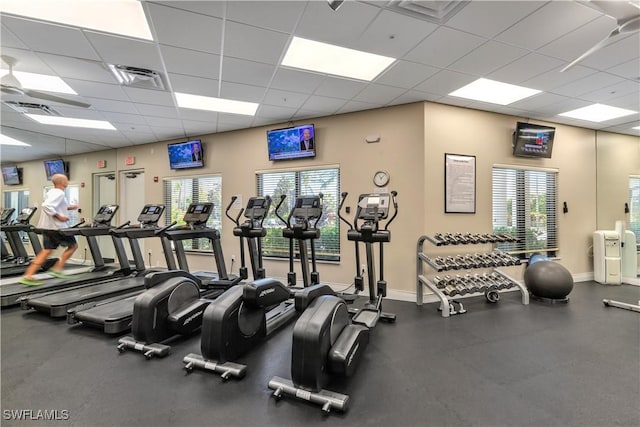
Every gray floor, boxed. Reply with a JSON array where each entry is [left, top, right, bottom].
[[2, 281, 639, 427]]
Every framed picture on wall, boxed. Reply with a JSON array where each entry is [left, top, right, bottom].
[[444, 153, 476, 214]]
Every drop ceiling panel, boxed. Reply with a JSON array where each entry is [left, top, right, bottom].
[[404, 26, 485, 68], [391, 90, 441, 106], [529, 97, 592, 116], [605, 92, 640, 110], [522, 65, 596, 92], [336, 100, 383, 115], [223, 21, 289, 65], [374, 60, 439, 89], [295, 1, 380, 47], [413, 69, 476, 96], [1, 16, 100, 60], [219, 81, 267, 103], [448, 41, 527, 76], [167, 73, 219, 97], [301, 95, 346, 113], [84, 31, 165, 71], [101, 112, 148, 126], [220, 57, 275, 87], [83, 98, 139, 114], [181, 119, 217, 136], [145, 116, 183, 128], [445, 1, 543, 38], [37, 54, 115, 84], [551, 72, 626, 98], [495, 1, 602, 50], [151, 1, 225, 19], [217, 113, 254, 126], [135, 104, 179, 119], [122, 87, 175, 106], [255, 104, 299, 120], [536, 15, 616, 61], [606, 58, 640, 80], [263, 89, 309, 109], [112, 122, 153, 133], [1, 24, 28, 49], [64, 79, 129, 101], [579, 34, 640, 70], [353, 84, 407, 105], [226, 1, 305, 34], [0, 47, 54, 74], [42, 106, 105, 120], [159, 45, 221, 80], [270, 68, 325, 94], [177, 108, 218, 123], [353, 10, 438, 57], [146, 3, 223, 54], [509, 92, 573, 112], [313, 77, 367, 99], [488, 53, 564, 85], [580, 80, 640, 104]]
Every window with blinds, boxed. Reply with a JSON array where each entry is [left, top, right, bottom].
[[492, 166, 558, 258], [630, 176, 640, 244], [163, 175, 222, 251], [256, 167, 340, 261]]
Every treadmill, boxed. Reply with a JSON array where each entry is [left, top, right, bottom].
[[20, 204, 169, 318], [1, 208, 16, 261], [1, 204, 129, 307], [0, 207, 58, 278], [67, 202, 242, 334]]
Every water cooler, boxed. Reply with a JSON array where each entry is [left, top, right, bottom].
[[593, 231, 621, 285]]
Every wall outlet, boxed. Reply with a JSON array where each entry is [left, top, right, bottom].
[[361, 264, 366, 276]]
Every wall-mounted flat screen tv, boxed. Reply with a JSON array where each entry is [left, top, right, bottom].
[[513, 122, 555, 158], [267, 124, 315, 161], [43, 159, 68, 180], [1, 166, 21, 185], [168, 139, 204, 169]]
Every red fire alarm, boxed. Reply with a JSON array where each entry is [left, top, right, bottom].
[[153, 176, 159, 183], [125, 156, 135, 166], [97, 160, 106, 168], [81, 182, 85, 188]]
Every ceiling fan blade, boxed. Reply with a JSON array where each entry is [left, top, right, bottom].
[[560, 27, 619, 72], [22, 88, 91, 108]]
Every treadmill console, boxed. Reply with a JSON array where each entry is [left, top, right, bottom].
[[292, 195, 323, 221], [15, 207, 37, 224], [137, 204, 165, 226], [244, 197, 270, 220], [183, 203, 214, 226], [357, 194, 390, 220], [93, 204, 119, 226], [1, 207, 15, 225]]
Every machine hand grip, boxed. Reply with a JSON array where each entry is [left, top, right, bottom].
[[155, 221, 177, 235], [274, 194, 288, 226]]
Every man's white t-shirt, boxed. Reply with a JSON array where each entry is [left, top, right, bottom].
[[37, 188, 69, 230]]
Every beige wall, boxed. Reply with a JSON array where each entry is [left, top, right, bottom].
[[3, 101, 639, 294]]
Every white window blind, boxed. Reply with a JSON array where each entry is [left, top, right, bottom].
[[256, 167, 340, 261], [163, 175, 222, 251], [630, 176, 640, 244], [492, 166, 558, 257]]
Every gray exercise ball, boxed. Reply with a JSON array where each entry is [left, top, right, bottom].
[[524, 260, 574, 300]]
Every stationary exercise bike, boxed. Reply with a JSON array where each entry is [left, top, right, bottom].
[[268, 191, 398, 414], [182, 194, 334, 380]]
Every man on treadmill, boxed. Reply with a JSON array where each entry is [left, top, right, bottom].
[[19, 174, 79, 286]]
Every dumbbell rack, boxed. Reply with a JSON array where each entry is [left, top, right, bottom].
[[416, 233, 529, 317]]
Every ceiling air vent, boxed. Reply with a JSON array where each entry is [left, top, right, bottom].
[[108, 64, 166, 91], [3, 101, 61, 115], [378, 0, 469, 25]]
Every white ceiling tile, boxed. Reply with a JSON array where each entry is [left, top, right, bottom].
[[152, 1, 225, 19], [353, 84, 406, 105], [112, 122, 153, 133], [217, 113, 254, 127], [522, 65, 596, 92], [167, 73, 219, 97], [256, 104, 298, 120], [223, 21, 289, 65], [374, 61, 439, 90], [64, 79, 129, 101], [313, 77, 367, 99], [296, 1, 380, 47], [101, 112, 148, 126], [217, 122, 246, 133], [607, 58, 640, 80], [579, 33, 640, 70], [147, 3, 223, 54], [271, 68, 325, 93], [84, 31, 164, 71], [145, 116, 183, 128], [178, 108, 218, 123], [449, 41, 528, 76], [221, 57, 275, 87], [404, 27, 485, 68], [84, 98, 139, 114], [580, 80, 640, 104], [263, 89, 309, 109], [123, 132, 157, 144], [510, 93, 572, 112], [0, 47, 53, 74], [227, 1, 305, 33], [530, 98, 593, 116], [151, 127, 186, 141], [219, 81, 267, 103], [390, 90, 440, 106], [41, 106, 105, 120], [336, 100, 383, 115], [353, 10, 438, 57], [181, 120, 217, 136], [606, 92, 640, 110], [413, 69, 476, 96], [550, 72, 626, 97], [495, 1, 602, 50], [446, 1, 543, 38], [1, 24, 27, 49], [37, 54, 115, 83], [301, 95, 346, 113], [135, 104, 179, 119], [1, 16, 100, 60], [488, 53, 564, 85], [122, 87, 175, 106], [159, 45, 220, 80], [537, 15, 616, 61]]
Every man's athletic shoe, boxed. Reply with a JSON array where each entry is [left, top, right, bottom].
[[19, 278, 44, 286], [49, 270, 70, 279]]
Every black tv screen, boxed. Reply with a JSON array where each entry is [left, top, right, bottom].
[[267, 124, 315, 161], [168, 139, 204, 170], [43, 159, 68, 180], [1, 166, 21, 185], [513, 122, 555, 158]]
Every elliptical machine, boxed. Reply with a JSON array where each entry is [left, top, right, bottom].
[[181, 194, 334, 380], [268, 191, 398, 414]]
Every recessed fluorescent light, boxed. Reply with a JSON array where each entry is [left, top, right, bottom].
[[0, 0, 152, 40], [558, 104, 638, 122], [0, 69, 77, 94], [25, 114, 116, 130], [633, 126, 640, 130], [0, 134, 31, 146], [449, 78, 541, 105], [282, 37, 396, 81], [175, 92, 258, 116]]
